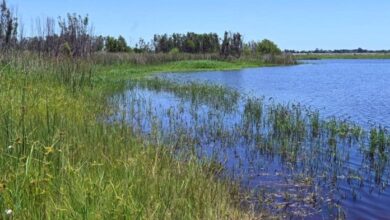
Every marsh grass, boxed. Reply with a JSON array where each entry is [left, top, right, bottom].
[[92, 52, 296, 67], [0, 54, 263, 219], [134, 77, 240, 113]]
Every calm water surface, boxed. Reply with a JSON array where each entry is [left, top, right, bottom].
[[163, 59, 390, 128], [114, 59, 390, 219]]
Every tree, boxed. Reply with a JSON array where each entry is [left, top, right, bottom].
[[105, 36, 129, 52], [153, 32, 220, 54], [257, 39, 281, 55], [117, 35, 129, 52], [0, 0, 18, 49], [220, 32, 231, 58], [105, 36, 119, 52], [231, 32, 242, 57], [58, 13, 93, 57], [153, 34, 170, 53], [220, 31, 243, 58], [184, 38, 196, 53], [92, 35, 105, 52], [134, 38, 151, 53]]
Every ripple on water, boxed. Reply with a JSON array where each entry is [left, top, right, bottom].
[[163, 59, 390, 128], [114, 60, 390, 219]]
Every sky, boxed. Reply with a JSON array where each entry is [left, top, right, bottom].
[[7, 0, 390, 50]]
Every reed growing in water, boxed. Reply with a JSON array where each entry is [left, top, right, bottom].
[[113, 76, 390, 218]]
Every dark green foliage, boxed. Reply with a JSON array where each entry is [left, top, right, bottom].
[[117, 36, 129, 52], [378, 127, 386, 157], [220, 31, 243, 58], [369, 128, 378, 158], [0, 0, 17, 49], [153, 32, 220, 54], [257, 39, 282, 55], [105, 35, 130, 52]]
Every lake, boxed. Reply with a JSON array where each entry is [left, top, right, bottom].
[[163, 59, 390, 128], [114, 59, 390, 219]]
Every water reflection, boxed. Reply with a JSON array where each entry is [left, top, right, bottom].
[[110, 78, 390, 219], [162, 59, 390, 128]]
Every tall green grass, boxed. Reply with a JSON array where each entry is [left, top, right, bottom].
[[0, 54, 262, 219]]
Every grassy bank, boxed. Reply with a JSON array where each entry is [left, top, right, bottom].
[[0, 56, 271, 219], [295, 53, 390, 60], [97, 59, 273, 81]]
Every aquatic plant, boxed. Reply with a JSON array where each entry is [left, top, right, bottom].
[[113, 77, 390, 218]]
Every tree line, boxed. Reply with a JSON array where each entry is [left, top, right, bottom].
[[151, 32, 282, 58], [153, 33, 220, 54], [285, 48, 390, 54], [0, 0, 283, 58], [0, 0, 103, 57]]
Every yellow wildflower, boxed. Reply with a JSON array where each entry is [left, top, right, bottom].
[[44, 146, 55, 155]]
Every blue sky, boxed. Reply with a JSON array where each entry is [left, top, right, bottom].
[[7, 0, 390, 50]]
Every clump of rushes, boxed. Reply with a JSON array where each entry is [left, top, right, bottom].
[[243, 97, 263, 132], [378, 127, 387, 160], [351, 124, 363, 141], [338, 121, 350, 139], [326, 118, 338, 147], [135, 77, 240, 112], [369, 128, 378, 159], [310, 111, 320, 138]]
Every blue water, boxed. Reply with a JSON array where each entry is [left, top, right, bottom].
[[115, 59, 390, 219], [163, 59, 390, 128]]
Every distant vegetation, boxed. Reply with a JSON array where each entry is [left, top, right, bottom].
[[1, 0, 388, 63], [256, 39, 282, 55], [0, 0, 292, 63], [286, 48, 390, 60], [153, 32, 220, 54], [286, 48, 390, 54], [0, 0, 18, 48], [105, 35, 129, 52]]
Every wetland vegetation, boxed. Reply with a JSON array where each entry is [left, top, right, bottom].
[[0, 54, 274, 219], [111, 76, 390, 219], [1, 0, 390, 219]]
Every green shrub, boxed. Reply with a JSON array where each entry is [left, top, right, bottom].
[[257, 39, 282, 55]]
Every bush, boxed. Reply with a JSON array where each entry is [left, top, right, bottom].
[[105, 36, 129, 52], [257, 39, 282, 55]]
